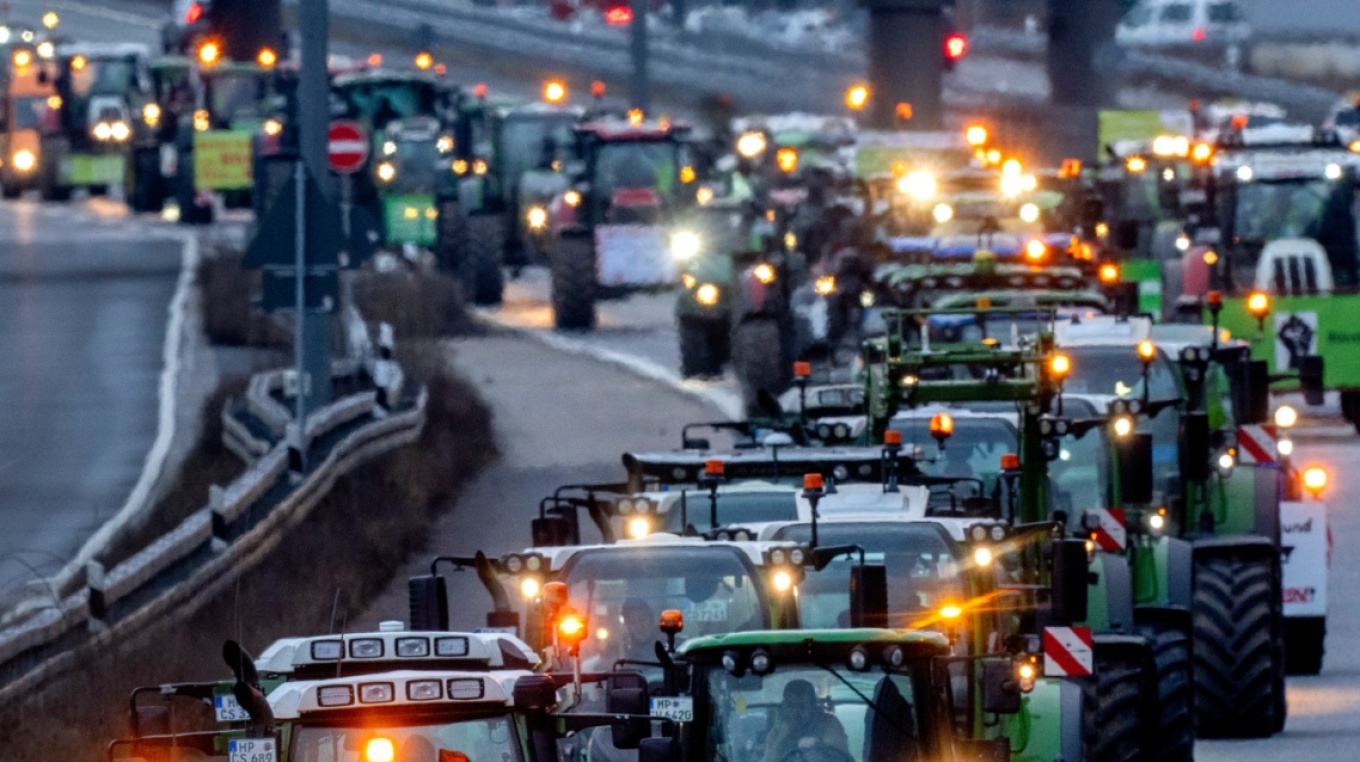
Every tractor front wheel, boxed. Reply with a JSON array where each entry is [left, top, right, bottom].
[[733, 317, 791, 416], [1136, 623, 1194, 761], [679, 315, 729, 378], [551, 235, 597, 330], [463, 214, 505, 306], [1075, 648, 1145, 762]]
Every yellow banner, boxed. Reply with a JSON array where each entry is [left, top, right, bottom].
[[193, 130, 253, 190]]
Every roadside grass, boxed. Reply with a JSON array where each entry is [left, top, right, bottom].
[[0, 361, 497, 760]]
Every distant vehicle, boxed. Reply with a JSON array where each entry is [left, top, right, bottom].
[[1116, 0, 1251, 46], [1324, 96, 1360, 145]]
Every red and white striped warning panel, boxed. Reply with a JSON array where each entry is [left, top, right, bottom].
[[1090, 508, 1126, 552], [1043, 626, 1094, 677], [1238, 424, 1278, 465]]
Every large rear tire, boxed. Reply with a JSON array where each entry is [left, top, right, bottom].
[[128, 148, 164, 213], [434, 199, 467, 274], [679, 315, 729, 378], [463, 214, 505, 306], [1075, 649, 1144, 762], [1193, 552, 1284, 737], [1136, 623, 1194, 761], [38, 141, 71, 202], [733, 317, 791, 417], [1284, 616, 1325, 676], [551, 235, 597, 330]]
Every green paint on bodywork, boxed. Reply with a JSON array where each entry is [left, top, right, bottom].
[[383, 194, 437, 245], [1120, 258, 1163, 315], [1216, 293, 1360, 390], [68, 153, 124, 186], [1003, 679, 1066, 762]]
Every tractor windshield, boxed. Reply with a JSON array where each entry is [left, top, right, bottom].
[[71, 58, 136, 97], [291, 712, 523, 762], [1049, 404, 1112, 520], [661, 490, 798, 534], [205, 71, 267, 122], [891, 416, 1015, 507], [1224, 176, 1360, 284], [772, 523, 965, 630], [703, 662, 938, 762], [501, 113, 578, 180], [594, 140, 679, 201], [561, 545, 768, 669], [338, 80, 439, 130], [1062, 345, 1181, 400]]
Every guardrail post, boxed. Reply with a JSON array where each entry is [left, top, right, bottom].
[[86, 561, 107, 633], [287, 422, 307, 484], [374, 323, 399, 413], [210, 485, 230, 552]]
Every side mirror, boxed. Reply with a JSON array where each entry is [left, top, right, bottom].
[[1049, 539, 1089, 624], [981, 661, 1022, 714], [849, 563, 888, 629], [1298, 355, 1324, 406], [1114, 220, 1140, 252], [638, 737, 680, 762], [1179, 412, 1210, 483], [511, 675, 557, 711], [132, 705, 170, 738], [408, 574, 449, 631], [532, 511, 578, 547], [1116, 433, 1154, 505], [606, 670, 650, 750], [1228, 359, 1269, 424]]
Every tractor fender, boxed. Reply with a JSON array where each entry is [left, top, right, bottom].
[[1253, 465, 1282, 545], [1058, 678, 1083, 762], [1191, 534, 1279, 564], [1093, 551, 1136, 634], [1162, 537, 1194, 611]]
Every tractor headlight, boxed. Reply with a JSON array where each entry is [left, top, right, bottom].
[[736, 131, 766, 159], [696, 283, 720, 307], [526, 205, 548, 230], [896, 170, 936, 201], [814, 275, 836, 296], [93, 122, 112, 141], [142, 103, 161, 127], [932, 203, 954, 224], [377, 162, 396, 182], [670, 230, 701, 262], [12, 149, 35, 172], [110, 121, 130, 142]]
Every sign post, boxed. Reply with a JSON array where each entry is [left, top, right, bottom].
[[327, 119, 368, 246]]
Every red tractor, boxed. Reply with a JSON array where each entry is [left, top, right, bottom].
[[547, 117, 697, 329]]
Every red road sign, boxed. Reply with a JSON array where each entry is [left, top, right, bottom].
[[327, 120, 369, 175]]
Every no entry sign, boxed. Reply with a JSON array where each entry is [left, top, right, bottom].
[[327, 120, 369, 175]]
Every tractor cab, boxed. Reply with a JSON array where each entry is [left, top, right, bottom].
[[0, 42, 58, 196]]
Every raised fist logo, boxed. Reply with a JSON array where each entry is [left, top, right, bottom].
[[1277, 314, 1315, 370]]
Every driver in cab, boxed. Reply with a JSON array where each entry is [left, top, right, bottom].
[[761, 679, 850, 762]]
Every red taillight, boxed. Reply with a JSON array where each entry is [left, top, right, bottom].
[[605, 5, 632, 25], [185, 1, 203, 24], [1191, 27, 1206, 41], [944, 33, 968, 62]]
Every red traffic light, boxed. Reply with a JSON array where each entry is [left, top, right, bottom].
[[945, 33, 969, 62]]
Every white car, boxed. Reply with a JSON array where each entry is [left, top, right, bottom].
[[1117, 0, 1251, 46]]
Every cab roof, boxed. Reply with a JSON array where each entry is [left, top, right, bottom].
[[269, 668, 532, 719], [256, 630, 539, 676], [576, 118, 688, 141]]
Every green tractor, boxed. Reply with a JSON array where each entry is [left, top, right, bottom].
[[856, 308, 1196, 757], [37, 42, 150, 200], [1189, 127, 1360, 429], [437, 89, 584, 305], [125, 55, 191, 212], [371, 115, 447, 250]]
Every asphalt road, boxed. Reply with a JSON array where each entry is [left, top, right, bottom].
[[0, 201, 182, 596]]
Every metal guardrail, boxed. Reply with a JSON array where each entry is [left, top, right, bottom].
[[0, 370, 427, 703]]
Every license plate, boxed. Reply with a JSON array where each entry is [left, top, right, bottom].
[[214, 694, 250, 722], [228, 738, 277, 762], [650, 696, 693, 722]]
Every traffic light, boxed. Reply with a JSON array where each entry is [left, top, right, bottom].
[[604, 3, 632, 25], [944, 32, 968, 70]]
